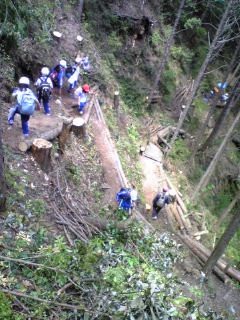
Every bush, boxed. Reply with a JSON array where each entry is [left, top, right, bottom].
[[161, 68, 176, 105]]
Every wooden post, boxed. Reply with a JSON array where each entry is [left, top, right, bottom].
[[32, 138, 52, 173], [71, 118, 87, 138], [114, 91, 120, 118]]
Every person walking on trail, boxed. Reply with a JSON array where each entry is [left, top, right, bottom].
[[35, 67, 53, 115], [50, 59, 67, 97], [130, 184, 138, 208], [67, 57, 82, 93], [8, 77, 40, 137], [80, 56, 91, 72], [116, 188, 132, 213], [152, 186, 170, 220], [75, 84, 90, 115]]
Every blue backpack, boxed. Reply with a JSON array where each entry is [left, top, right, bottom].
[[18, 91, 35, 115]]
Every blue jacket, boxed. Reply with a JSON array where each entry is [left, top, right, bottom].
[[116, 188, 132, 210]]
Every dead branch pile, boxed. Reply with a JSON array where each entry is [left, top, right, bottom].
[[52, 170, 100, 243]]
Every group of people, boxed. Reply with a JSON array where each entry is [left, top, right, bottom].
[[8, 56, 91, 137], [203, 81, 229, 104], [116, 185, 173, 220]]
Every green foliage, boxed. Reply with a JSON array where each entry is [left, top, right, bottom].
[[169, 139, 191, 164], [26, 199, 46, 218], [0, 0, 57, 48], [161, 68, 176, 105], [151, 30, 162, 47], [108, 31, 123, 53], [0, 292, 13, 320], [171, 45, 194, 71], [184, 18, 201, 29], [119, 78, 145, 116], [66, 162, 81, 185]]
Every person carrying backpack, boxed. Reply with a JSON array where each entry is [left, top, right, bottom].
[[35, 67, 53, 115], [116, 188, 132, 213], [67, 57, 82, 93], [74, 84, 90, 115], [152, 186, 170, 220], [50, 59, 67, 96], [8, 77, 40, 137]]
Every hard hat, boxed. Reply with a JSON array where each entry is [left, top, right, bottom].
[[59, 60, 67, 68], [19, 77, 30, 85], [41, 67, 50, 76], [75, 57, 81, 63], [82, 84, 90, 92]]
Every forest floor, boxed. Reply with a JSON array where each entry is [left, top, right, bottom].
[[3, 88, 240, 318]]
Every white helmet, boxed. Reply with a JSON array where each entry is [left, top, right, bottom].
[[41, 67, 50, 76], [59, 59, 67, 68], [19, 77, 30, 85], [75, 57, 81, 64]]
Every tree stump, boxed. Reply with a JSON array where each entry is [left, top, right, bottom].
[[32, 138, 52, 173], [71, 118, 87, 138], [58, 117, 73, 152]]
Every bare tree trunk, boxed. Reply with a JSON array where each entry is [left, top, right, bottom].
[[199, 81, 240, 152], [146, 0, 186, 109], [203, 210, 240, 276], [215, 191, 240, 229], [78, 0, 84, 21], [0, 126, 6, 212], [167, 0, 235, 151], [192, 108, 240, 201]]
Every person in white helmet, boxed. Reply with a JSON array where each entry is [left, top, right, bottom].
[[8, 77, 40, 137], [67, 57, 82, 93], [50, 59, 67, 96], [35, 67, 53, 115]]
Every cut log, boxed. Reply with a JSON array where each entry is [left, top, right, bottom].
[[171, 204, 185, 230], [193, 230, 209, 237], [84, 98, 95, 124], [71, 118, 87, 138], [32, 138, 52, 172], [19, 121, 63, 152], [180, 235, 240, 282], [177, 205, 191, 230]]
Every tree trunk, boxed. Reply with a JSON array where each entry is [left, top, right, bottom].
[[32, 139, 52, 173], [168, 0, 235, 151], [0, 126, 6, 212], [203, 210, 240, 276], [199, 79, 240, 152], [71, 118, 87, 138], [78, 0, 84, 21], [146, 0, 186, 109], [215, 191, 240, 229], [192, 108, 240, 201]]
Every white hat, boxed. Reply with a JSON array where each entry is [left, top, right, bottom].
[[19, 77, 30, 85], [41, 67, 50, 76], [75, 57, 81, 63], [53, 31, 62, 38], [59, 60, 67, 68], [77, 35, 83, 42]]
